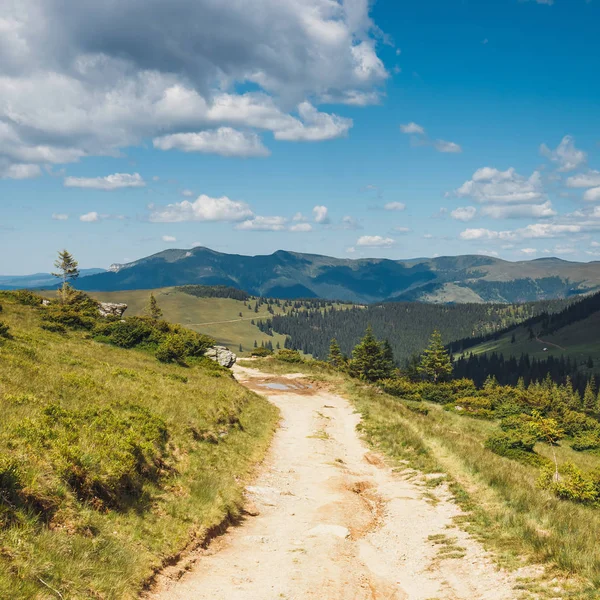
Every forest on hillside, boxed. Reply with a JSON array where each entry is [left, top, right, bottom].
[[262, 298, 572, 363]]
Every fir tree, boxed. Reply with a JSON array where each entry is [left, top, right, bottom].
[[583, 377, 597, 413], [239, 344, 243, 353], [52, 249, 80, 302], [349, 326, 390, 382], [417, 330, 453, 383], [328, 338, 345, 369], [145, 293, 163, 321]]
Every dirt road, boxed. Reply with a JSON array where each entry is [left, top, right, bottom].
[[148, 366, 530, 600]]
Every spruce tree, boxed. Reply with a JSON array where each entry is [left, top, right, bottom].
[[52, 249, 80, 302], [417, 330, 453, 383], [328, 338, 345, 370], [145, 293, 163, 321], [583, 377, 597, 413], [349, 325, 389, 382]]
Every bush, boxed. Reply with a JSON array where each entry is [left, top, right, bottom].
[[420, 382, 455, 404], [485, 431, 540, 464], [561, 410, 599, 437], [571, 431, 600, 452], [156, 334, 187, 363], [276, 349, 303, 363], [538, 462, 600, 505], [405, 403, 429, 416], [251, 346, 273, 357], [452, 396, 495, 419], [0, 321, 10, 338], [2, 290, 43, 306], [378, 378, 421, 401], [93, 317, 159, 348]]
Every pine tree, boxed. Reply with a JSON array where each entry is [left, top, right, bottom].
[[349, 326, 390, 382], [381, 339, 395, 373], [239, 344, 243, 353], [417, 330, 453, 383], [254, 340, 258, 348], [52, 249, 79, 302], [145, 293, 163, 321], [328, 338, 345, 369], [583, 377, 597, 413]]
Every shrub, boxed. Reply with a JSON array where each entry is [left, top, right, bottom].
[[571, 431, 600, 452], [485, 431, 540, 464], [156, 334, 187, 363], [43, 304, 96, 331], [405, 403, 429, 416], [452, 396, 495, 419], [561, 410, 599, 437], [251, 347, 273, 357], [378, 378, 421, 401], [40, 321, 67, 333], [0, 321, 10, 338], [3, 290, 43, 306], [420, 382, 455, 404], [93, 317, 158, 348], [538, 462, 600, 505], [276, 349, 303, 363]]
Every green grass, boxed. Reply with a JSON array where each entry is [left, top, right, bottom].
[[0, 295, 278, 599], [463, 311, 600, 372]]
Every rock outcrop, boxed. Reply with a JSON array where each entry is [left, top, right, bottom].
[[98, 302, 128, 318], [205, 346, 237, 368]]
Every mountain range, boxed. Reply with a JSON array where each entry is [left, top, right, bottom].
[[0, 269, 106, 290], [64, 247, 600, 304]]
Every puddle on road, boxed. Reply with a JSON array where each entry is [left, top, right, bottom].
[[260, 382, 292, 391], [257, 382, 314, 391]]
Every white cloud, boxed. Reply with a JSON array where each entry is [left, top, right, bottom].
[[313, 205, 330, 224], [434, 140, 462, 153], [52, 213, 69, 221], [520, 248, 538, 255], [80, 211, 99, 222], [451, 206, 477, 222], [455, 167, 544, 204], [292, 212, 307, 222], [400, 122, 425, 135], [64, 173, 145, 191], [592, 241, 600, 247], [153, 128, 270, 157], [0, 0, 386, 174], [181, 189, 194, 197], [346, 246, 356, 254], [384, 202, 406, 211], [392, 226, 411, 234], [477, 249, 499, 257], [357, 235, 395, 247], [0, 162, 42, 180], [540, 135, 586, 172], [149, 194, 253, 223], [235, 216, 287, 231], [289, 222, 313, 232], [460, 223, 582, 242], [584, 187, 600, 202], [341, 216, 361, 230], [274, 103, 352, 142], [566, 170, 600, 188], [162, 235, 177, 242], [480, 201, 556, 219]]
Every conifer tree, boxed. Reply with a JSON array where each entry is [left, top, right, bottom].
[[328, 338, 345, 370], [417, 330, 453, 383], [349, 325, 390, 382], [145, 293, 163, 321], [52, 249, 79, 302], [583, 377, 597, 413], [239, 344, 243, 353]]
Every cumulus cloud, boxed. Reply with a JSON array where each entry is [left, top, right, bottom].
[[434, 140, 462, 153], [566, 170, 600, 189], [313, 205, 330, 224], [357, 235, 395, 247], [0, 0, 387, 174], [162, 235, 176, 242], [459, 223, 582, 241], [64, 173, 145, 191], [0, 162, 42, 180], [149, 195, 253, 223], [384, 202, 406, 211], [289, 222, 313, 232], [455, 167, 544, 204], [235, 216, 287, 231], [540, 135, 587, 172], [480, 201, 556, 219], [451, 206, 477, 222], [80, 211, 99, 222], [153, 128, 270, 157], [584, 187, 600, 202], [400, 122, 425, 135]]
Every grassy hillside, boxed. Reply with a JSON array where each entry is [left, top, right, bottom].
[[0, 293, 278, 599], [45, 287, 291, 355]]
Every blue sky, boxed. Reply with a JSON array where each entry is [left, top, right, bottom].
[[1, 0, 600, 274]]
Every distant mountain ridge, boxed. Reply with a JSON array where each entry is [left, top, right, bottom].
[[0, 268, 106, 290], [70, 247, 600, 304]]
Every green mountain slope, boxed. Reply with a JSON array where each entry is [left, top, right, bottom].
[[0, 292, 277, 599], [74, 247, 600, 304]]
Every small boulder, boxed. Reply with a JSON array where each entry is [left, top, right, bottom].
[[98, 302, 128, 318], [205, 346, 237, 368]]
